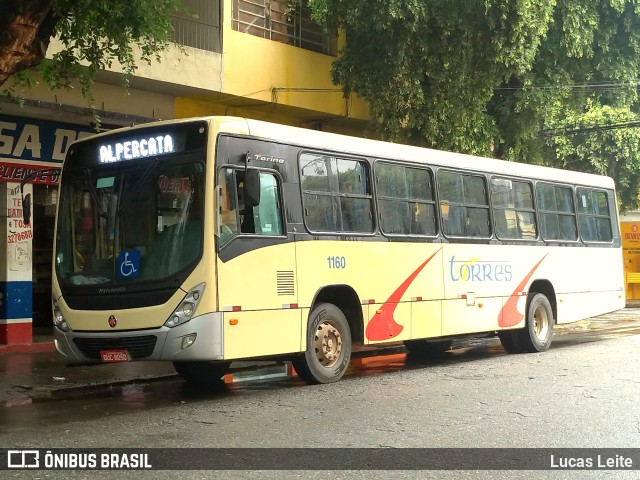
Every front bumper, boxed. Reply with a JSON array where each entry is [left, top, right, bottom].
[[54, 312, 224, 364]]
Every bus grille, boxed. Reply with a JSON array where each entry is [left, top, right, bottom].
[[73, 336, 157, 360]]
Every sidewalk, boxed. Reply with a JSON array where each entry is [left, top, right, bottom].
[[1, 308, 639, 407]]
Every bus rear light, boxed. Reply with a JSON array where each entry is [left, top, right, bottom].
[[164, 283, 206, 328], [229, 319, 239, 325]]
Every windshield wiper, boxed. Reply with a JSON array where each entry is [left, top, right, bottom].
[[117, 158, 161, 215], [84, 168, 107, 218]]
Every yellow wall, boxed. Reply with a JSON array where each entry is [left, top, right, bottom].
[[175, 0, 369, 130]]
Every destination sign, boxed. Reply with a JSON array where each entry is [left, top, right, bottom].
[[99, 134, 176, 163]]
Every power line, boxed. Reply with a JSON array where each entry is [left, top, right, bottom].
[[540, 121, 640, 137], [495, 81, 640, 92]]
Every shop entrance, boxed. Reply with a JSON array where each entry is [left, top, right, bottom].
[[31, 184, 57, 329]]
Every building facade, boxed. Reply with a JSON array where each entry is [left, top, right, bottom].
[[0, 0, 370, 344]]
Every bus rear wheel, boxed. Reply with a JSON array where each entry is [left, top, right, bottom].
[[173, 361, 231, 388], [516, 293, 554, 352], [292, 303, 352, 385]]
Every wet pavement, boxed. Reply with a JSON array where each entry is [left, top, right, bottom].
[[1, 307, 639, 408]]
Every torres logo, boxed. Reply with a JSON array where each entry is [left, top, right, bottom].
[[449, 256, 513, 282], [108, 315, 117, 328]]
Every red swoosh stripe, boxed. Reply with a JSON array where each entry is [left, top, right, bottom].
[[365, 249, 442, 341], [499, 253, 549, 328]]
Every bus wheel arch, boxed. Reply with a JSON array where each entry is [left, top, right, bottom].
[[309, 284, 364, 345], [528, 280, 557, 323]]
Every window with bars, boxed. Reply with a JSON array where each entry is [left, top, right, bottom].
[[170, 0, 222, 52], [232, 0, 337, 55]]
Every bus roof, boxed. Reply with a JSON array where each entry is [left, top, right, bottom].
[[74, 115, 616, 190]]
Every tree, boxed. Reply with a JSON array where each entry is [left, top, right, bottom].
[[0, 0, 183, 110], [307, 0, 640, 209], [543, 102, 640, 209]]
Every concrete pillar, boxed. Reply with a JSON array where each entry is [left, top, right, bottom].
[[0, 182, 33, 344]]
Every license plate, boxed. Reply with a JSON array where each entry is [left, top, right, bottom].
[[100, 350, 129, 363]]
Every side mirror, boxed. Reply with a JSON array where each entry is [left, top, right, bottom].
[[244, 169, 261, 208], [23, 193, 31, 225]]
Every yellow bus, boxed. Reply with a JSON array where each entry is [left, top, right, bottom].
[[39, 116, 625, 385]]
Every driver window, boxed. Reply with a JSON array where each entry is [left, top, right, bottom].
[[218, 168, 284, 247], [219, 169, 240, 245]]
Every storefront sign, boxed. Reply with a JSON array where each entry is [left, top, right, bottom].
[[0, 114, 95, 185], [0, 161, 61, 185]]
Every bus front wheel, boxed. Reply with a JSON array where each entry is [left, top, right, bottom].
[[518, 293, 554, 352], [173, 361, 231, 388], [292, 303, 352, 385]]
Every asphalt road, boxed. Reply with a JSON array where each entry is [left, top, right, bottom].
[[1, 309, 640, 479]]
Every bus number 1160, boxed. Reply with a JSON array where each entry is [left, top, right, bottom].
[[327, 256, 346, 269]]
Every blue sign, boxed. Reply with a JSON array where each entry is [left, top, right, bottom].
[[118, 250, 141, 280], [0, 114, 95, 164]]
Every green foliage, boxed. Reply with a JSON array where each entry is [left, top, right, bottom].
[[544, 102, 640, 210], [307, 0, 640, 207], [4, 0, 185, 127]]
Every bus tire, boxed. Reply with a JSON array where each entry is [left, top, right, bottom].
[[404, 339, 452, 359], [293, 303, 352, 385], [516, 293, 554, 352], [498, 330, 523, 354], [173, 361, 230, 388]]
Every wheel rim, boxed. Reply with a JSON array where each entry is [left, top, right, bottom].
[[314, 321, 343, 368], [532, 303, 550, 341]]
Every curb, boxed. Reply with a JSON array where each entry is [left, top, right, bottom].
[[0, 342, 55, 355], [8, 345, 410, 405]]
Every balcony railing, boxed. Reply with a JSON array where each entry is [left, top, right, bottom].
[[232, 0, 337, 56]]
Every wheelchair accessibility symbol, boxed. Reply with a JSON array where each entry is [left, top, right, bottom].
[[118, 250, 141, 279]]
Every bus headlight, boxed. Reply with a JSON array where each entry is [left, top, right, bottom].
[[52, 299, 70, 332], [164, 283, 205, 328]]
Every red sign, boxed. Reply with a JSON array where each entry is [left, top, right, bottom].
[[157, 175, 190, 195], [0, 162, 60, 185]]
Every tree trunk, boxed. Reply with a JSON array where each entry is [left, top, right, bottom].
[[0, 0, 57, 88]]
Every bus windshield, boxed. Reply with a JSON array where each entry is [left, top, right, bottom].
[[55, 160, 205, 286]]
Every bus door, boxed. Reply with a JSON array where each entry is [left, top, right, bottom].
[[215, 166, 301, 360]]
